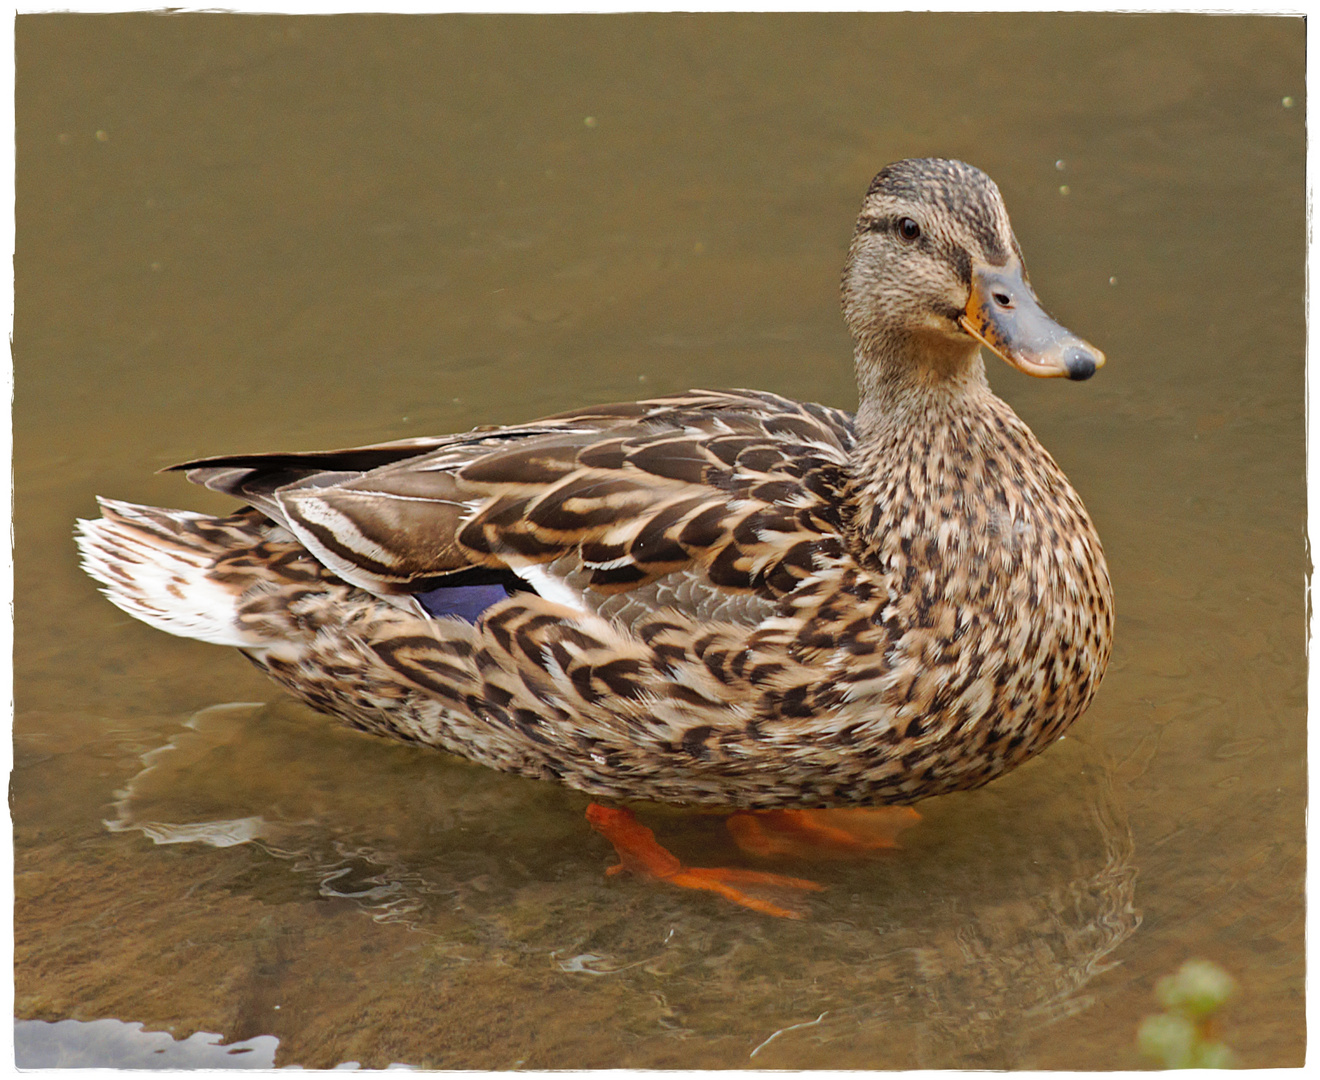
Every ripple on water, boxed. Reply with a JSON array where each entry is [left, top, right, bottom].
[[80, 697, 1142, 1068]]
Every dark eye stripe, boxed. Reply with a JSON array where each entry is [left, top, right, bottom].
[[864, 215, 925, 240], [862, 221, 975, 286], [932, 301, 965, 324], [949, 244, 972, 286]]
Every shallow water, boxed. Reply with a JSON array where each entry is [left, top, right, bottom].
[[13, 12, 1304, 1069]]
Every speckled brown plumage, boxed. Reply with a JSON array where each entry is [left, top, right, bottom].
[[77, 158, 1112, 809]]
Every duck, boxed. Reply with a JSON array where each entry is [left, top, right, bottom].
[[77, 158, 1113, 918]]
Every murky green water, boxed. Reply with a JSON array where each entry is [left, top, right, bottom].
[[13, 12, 1304, 1069]]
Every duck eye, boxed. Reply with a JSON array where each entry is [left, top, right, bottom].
[[898, 217, 922, 242]]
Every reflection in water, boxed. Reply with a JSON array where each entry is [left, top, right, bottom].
[[105, 700, 1140, 1067], [15, 1018, 280, 1069], [14, 1016, 414, 1070]]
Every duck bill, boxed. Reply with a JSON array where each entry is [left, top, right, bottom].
[[959, 262, 1105, 381]]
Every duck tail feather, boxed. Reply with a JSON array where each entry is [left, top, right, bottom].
[[75, 498, 260, 648]]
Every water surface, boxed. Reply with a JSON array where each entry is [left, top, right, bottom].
[[13, 12, 1305, 1069]]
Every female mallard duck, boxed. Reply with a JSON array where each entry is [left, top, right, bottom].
[[78, 158, 1112, 916]]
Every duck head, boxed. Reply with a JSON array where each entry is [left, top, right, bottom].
[[841, 158, 1104, 398]]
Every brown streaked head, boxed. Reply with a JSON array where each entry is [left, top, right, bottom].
[[841, 158, 1104, 384]]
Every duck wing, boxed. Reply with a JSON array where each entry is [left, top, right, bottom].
[[172, 390, 858, 626]]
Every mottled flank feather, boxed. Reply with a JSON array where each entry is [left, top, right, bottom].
[[76, 159, 1113, 810]]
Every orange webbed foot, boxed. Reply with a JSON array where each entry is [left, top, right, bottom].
[[726, 806, 921, 859], [586, 804, 824, 919]]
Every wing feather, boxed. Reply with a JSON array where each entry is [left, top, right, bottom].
[[171, 389, 858, 626]]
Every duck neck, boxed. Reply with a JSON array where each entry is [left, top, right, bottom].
[[851, 334, 992, 446], [845, 336, 1006, 558]]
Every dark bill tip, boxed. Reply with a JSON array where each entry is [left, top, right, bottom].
[[1064, 347, 1099, 381]]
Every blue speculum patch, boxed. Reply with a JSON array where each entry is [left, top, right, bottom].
[[414, 583, 513, 623]]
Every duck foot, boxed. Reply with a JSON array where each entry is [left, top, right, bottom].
[[585, 804, 825, 919], [726, 807, 921, 859]]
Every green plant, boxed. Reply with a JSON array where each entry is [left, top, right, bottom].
[[1138, 960, 1237, 1068]]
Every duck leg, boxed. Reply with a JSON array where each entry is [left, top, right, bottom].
[[726, 807, 921, 859], [585, 804, 825, 919]]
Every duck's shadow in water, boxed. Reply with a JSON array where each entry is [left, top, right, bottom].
[[106, 699, 1140, 1066]]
